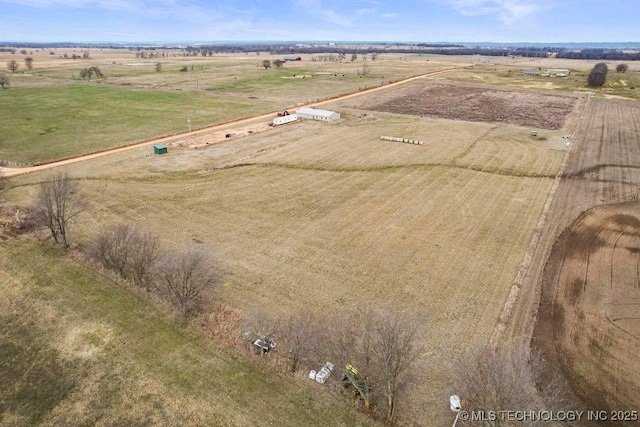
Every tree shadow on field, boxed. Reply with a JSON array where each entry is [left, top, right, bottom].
[[0, 313, 77, 425]]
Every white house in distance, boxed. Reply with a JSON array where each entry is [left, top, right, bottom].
[[296, 107, 340, 121]]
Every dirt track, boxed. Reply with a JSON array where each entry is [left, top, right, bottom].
[[0, 67, 466, 178]]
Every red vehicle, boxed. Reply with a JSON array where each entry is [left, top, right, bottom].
[[277, 110, 290, 117]]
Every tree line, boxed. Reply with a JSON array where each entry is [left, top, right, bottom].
[[2, 172, 580, 425]]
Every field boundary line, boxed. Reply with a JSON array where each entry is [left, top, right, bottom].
[[488, 95, 591, 351]]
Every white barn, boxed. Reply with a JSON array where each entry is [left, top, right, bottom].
[[296, 107, 340, 121]]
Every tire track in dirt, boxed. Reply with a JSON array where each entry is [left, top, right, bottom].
[[525, 98, 640, 423], [610, 226, 631, 290]]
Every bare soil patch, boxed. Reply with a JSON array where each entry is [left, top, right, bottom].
[[536, 204, 640, 417], [349, 81, 577, 130], [522, 98, 640, 421]]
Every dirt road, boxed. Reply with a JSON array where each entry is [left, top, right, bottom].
[[1, 67, 467, 178]]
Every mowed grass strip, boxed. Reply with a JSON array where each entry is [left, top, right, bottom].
[[0, 84, 279, 165], [0, 239, 376, 426]]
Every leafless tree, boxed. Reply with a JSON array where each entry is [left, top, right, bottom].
[[24, 56, 33, 70], [372, 306, 422, 423], [261, 59, 271, 70], [0, 74, 9, 89], [157, 247, 220, 320], [454, 347, 577, 427], [358, 64, 371, 76], [90, 223, 160, 290], [370, 53, 379, 61], [280, 312, 322, 373], [351, 53, 358, 62], [7, 60, 19, 73], [272, 59, 284, 68], [32, 173, 86, 248], [616, 63, 629, 73], [128, 229, 161, 289], [155, 62, 162, 73]]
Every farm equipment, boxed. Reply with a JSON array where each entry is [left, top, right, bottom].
[[253, 336, 276, 355], [277, 110, 290, 117], [342, 363, 371, 410]]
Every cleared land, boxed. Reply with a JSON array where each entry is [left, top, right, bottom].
[[346, 80, 577, 129], [13, 50, 640, 424], [503, 98, 640, 420], [537, 204, 640, 415], [4, 80, 576, 424]]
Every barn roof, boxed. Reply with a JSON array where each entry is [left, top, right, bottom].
[[296, 107, 338, 117]]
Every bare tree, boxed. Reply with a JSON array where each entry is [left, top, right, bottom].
[[351, 53, 358, 62], [0, 74, 9, 89], [281, 312, 321, 373], [157, 248, 220, 319], [372, 307, 422, 423], [358, 64, 371, 76], [155, 62, 162, 73], [272, 59, 284, 68], [90, 223, 160, 290], [616, 63, 629, 73], [261, 59, 271, 70], [24, 56, 33, 70], [370, 53, 379, 61], [454, 347, 577, 427], [128, 229, 161, 289], [7, 60, 19, 73], [33, 173, 86, 248]]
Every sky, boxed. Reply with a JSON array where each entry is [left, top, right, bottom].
[[1, 0, 639, 44]]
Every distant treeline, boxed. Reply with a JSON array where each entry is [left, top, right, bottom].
[[1, 42, 639, 60], [556, 49, 640, 60]]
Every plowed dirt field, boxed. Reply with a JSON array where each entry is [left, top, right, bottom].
[[524, 98, 640, 423]]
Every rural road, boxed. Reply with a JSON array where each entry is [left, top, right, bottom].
[[1, 66, 467, 178]]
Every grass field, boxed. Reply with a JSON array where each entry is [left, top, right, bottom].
[[0, 239, 376, 426], [0, 84, 282, 165], [0, 49, 472, 165], [7, 50, 621, 424], [3, 98, 570, 424]]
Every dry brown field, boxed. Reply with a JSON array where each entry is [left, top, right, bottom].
[[5, 76, 580, 424], [9, 50, 640, 423], [495, 98, 640, 424]]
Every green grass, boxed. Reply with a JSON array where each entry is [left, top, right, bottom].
[[0, 52, 470, 165], [0, 239, 376, 426], [0, 84, 279, 164]]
